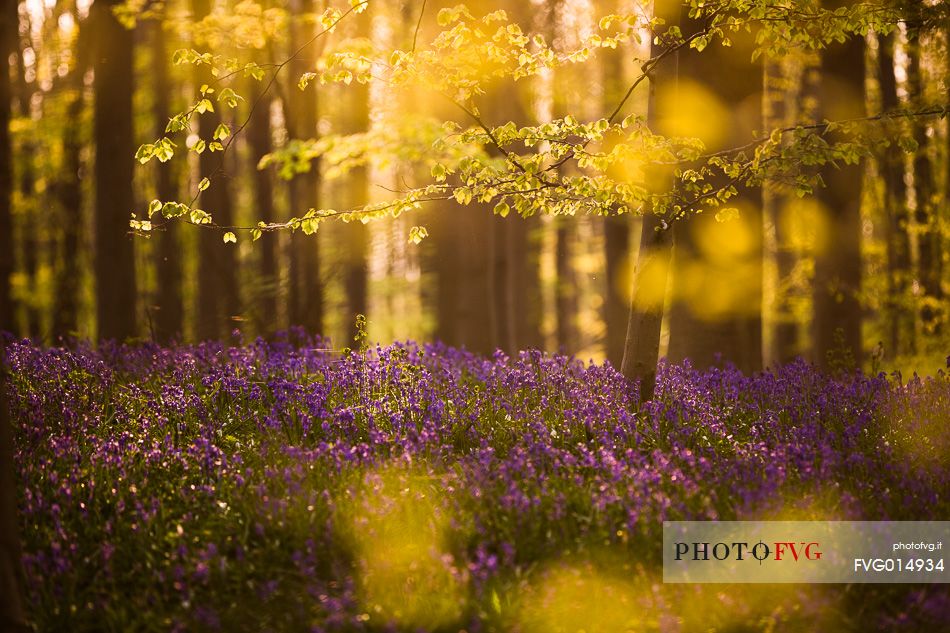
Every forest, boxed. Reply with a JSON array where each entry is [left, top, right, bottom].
[[0, 0, 948, 630]]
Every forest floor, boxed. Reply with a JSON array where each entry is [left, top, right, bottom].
[[5, 333, 949, 631]]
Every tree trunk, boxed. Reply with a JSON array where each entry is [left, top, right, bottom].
[[53, 91, 83, 339], [15, 25, 39, 338], [0, 0, 26, 626], [621, 213, 673, 401], [92, 0, 137, 341], [602, 0, 631, 368], [484, 61, 542, 353], [620, 0, 680, 400], [151, 18, 183, 343], [427, 1, 515, 356], [554, 219, 578, 354], [286, 0, 322, 336], [341, 8, 370, 344], [547, 0, 579, 356], [52, 5, 88, 340], [906, 30, 941, 336], [492, 215, 542, 353], [812, 22, 864, 369], [192, 0, 238, 341], [878, 31, 912, 356], [604, 216, 630, 367], [763, 60, 799, 366], [666, 7, 764, 374], [247, 80, 278, 336], [515, 218, 544, 351], [0, 0, 13, 336], [434, 205, 494, 354]]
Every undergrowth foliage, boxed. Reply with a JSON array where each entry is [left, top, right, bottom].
[[5, 332, 948, 631]]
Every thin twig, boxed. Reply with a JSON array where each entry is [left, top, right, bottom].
[[412, 0, 427, 53]]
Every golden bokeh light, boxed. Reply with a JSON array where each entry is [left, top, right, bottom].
[[655, 80, 731, 150], [336, 465, 468, 629]]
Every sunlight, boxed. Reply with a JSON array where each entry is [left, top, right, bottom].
[[654, 80, 731, 149], [337, 466, 468, 629], [516, 560, 651, 633]]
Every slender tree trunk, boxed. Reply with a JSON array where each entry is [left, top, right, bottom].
[[426, 2, 497, 355], [52, 6, 88, 339], [547, 0, 579, 356], [485, 76, 541, 352], [247, 80, 278, 335], [151, 19, 183, 343], [191, 0, 239, 341], [491, 2, 542, 355], [763, 60, 800, 366], [15, 30, 39, 337], [491, 216, 542, 353], [602, 0, 631, 368], [0, 0, 13, 336], [878, 31, 912, 356], [92, 0, 137, 341], [620, 0, 680, 400], [512, 218, 544, 351], [433, 205, 463, 347], [286, 0, 322, 335], [0, 0, 26, 626], [621, 213, 673, 401], [438, 205, 494, 354], [907, 30, 941, 336], [604, 216, 630, 367], [666, 7, 763, 374], [53, 91, 83, 339], [341, 8, 370, 344], [554, 220, 578, 354], [812, 21, 864, 369]]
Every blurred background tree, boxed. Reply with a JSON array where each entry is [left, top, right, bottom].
[[0, 0, 946, 380]]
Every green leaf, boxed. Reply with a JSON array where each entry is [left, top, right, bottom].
[[453, 187, 473, 205], [251, 228, 262, 242], [298, 72, 317, 91], [135, 144, 154, 164], [198, 177, 210, 192], [193, 139, 206, 154], [223, 231, 237, 244], [148, 200, 163, 217], [195, 98, 214, 114], [162, 202, 185, 218], [213, 123, 230, 141], [301, 219, 318, 235], [155, 137, 176, 162], [408, 225, 429, 244], [493, 201, 510, 218], [190, 208, 212, 225], [166, 115, 188, 134], [217, 88, 243, 108], [715, 207, 740, 223]]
